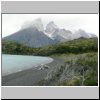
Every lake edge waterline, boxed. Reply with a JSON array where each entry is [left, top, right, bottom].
[[2, 54, 53, 76], [2, 57, 65, 86]]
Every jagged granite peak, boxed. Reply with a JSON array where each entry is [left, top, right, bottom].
[[45, 21, 59, 34], [45, 21, 73, 42], [72, 29, 97, 40], [90, 33, 97, 38], [21, 18, 44, 32], [3, 18, 97, 48], [77, 29, 91, 38], [57, 29, 72, 38], [50, 29, 72, 42]]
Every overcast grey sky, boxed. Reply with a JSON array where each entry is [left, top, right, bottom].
[[2, 14, 99, 37]]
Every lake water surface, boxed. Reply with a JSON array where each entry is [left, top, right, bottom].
[[2, 54, 53, 76]]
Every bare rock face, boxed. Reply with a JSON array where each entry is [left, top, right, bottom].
[[3, 18, 97, 47], [3, 27, 56, 48], [45, 21, 59, 34], [72, 29, 97, 40], [45, 21, 72, 42]]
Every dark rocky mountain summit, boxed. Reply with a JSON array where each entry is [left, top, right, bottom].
[[3, 27, 56, 47], [3, 18, 97, 48]]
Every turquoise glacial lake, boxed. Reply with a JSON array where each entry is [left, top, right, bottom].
[[2, 54, 53, 76]]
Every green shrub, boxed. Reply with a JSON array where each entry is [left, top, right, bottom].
[[37, 79, 46, 85], [59, 79, 81, 86], [84, 79, 98, 86]]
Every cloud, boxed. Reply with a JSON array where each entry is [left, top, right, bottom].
[[2, 14, 99, 37]]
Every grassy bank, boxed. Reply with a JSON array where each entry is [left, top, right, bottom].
[[38, 52, 98, 86], [2, 38, 98, 86]]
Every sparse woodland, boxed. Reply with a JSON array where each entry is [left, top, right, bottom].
[[2, 38, 98, 86]]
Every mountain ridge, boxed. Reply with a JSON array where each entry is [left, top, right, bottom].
[[3, 18, 97, 48]]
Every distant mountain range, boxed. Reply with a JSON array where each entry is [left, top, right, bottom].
[[3, 18, 97, 48]]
